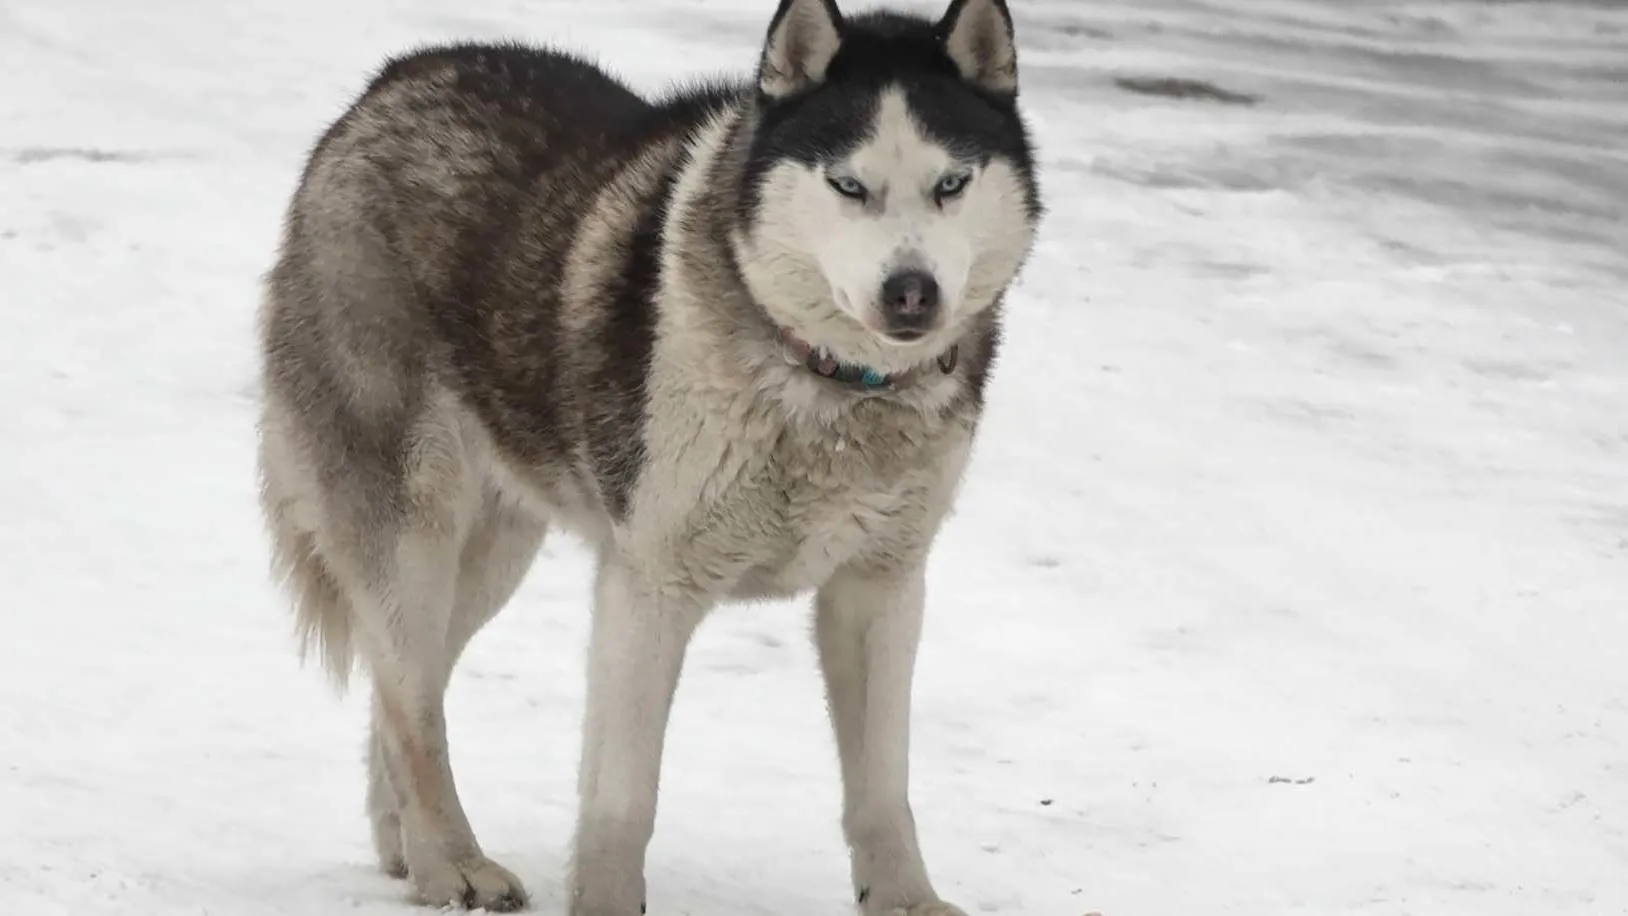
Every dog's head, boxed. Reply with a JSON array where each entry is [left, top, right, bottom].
[[732, 0, 1041, 368]]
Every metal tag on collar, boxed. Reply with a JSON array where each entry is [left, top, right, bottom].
[[808, 347, 840, 378]]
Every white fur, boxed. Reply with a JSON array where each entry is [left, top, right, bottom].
[[817, 565, 938, 913], [570, 557, 704, 916]]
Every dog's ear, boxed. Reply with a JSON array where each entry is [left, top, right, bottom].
[[759, 0, 844, 99], [938, 0, 1018, 97]]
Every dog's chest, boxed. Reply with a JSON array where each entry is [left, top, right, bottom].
[[737, 441, 912, 595], [645, 407, 957, 600]]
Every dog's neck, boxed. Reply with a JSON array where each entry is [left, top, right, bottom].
[[773, 324, 959, 392]]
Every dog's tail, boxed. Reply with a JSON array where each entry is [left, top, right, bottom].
[[257, 416, 357, 691], [270, 522, 356, 691]]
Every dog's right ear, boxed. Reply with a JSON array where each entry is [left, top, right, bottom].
[[938, 0, 1018, 97], [759, 0, 844, 99]]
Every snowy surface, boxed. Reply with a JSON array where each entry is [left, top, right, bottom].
[[2, 0, 1626, 913]]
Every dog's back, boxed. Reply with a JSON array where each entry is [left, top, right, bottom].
[[262, 43, 702, 437], [258, 45, 738, 675], [255, 46, 745, 907], [262, 46, 606, 667]]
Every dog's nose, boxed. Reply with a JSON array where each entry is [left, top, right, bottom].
[[879, 270, 940, 337]]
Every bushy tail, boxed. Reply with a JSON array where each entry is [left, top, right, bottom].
[[258, 428, 356, 691], [269, 522, 356, 690]]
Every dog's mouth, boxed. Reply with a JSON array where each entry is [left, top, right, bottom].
[[829, 291, 947, 351], [879, 328, 928, 344]]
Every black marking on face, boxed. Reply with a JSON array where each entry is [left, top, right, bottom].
[[738, 10, 1039, 225]]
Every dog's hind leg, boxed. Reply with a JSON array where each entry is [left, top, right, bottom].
[[365, 485, 546, 883], [323, 403, 530, 913], [445, 487, 548, 666]]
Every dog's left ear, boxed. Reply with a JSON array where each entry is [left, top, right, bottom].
[[760, 0, 844, 99], [938, 0, 1018, 97]]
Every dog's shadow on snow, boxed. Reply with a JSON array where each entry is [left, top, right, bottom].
[[210, 853, 840, 914]]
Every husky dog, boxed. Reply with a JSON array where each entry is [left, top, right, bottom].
[[256, 0, 1040, 911]]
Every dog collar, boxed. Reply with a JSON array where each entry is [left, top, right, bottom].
[[776, 326, 958, 390]]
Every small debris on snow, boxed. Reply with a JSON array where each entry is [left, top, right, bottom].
[[1112, 75, 1260, 106]]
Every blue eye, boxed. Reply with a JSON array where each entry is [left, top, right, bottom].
[[827, 175, 869, 201], [934, 172, 972, 200]]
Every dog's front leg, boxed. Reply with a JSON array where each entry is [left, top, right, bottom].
[[816, 563, 966, 916], [571, 554, 703, 916]]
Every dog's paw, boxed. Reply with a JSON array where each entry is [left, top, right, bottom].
[[409, 853, 529, 912], [880, 903, 970, 916]]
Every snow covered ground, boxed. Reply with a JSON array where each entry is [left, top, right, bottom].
[[2, 0, 1625, 913]]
